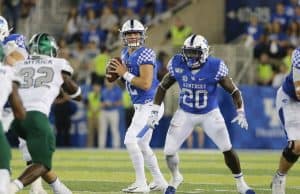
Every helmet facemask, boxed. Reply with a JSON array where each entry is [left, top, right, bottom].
[[120, 20, 146, 48], [182, 34, 210, 69], [122, 30, 145, 48]]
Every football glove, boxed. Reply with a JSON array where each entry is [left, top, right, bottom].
[[147, 104, 161, 129], [231, 109, 248, 130]]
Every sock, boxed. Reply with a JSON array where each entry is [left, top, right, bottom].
[[166, 154, 180, 178], [8, 179, 24, 193], [31, 177, 43, 190], [0, 169, 10, 194], [276, 171, 286, 179], [50, 178, 61, 191], [144, 151, 166, 184], [126, 143, 147, 185]]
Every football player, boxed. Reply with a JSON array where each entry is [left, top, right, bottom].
[[109, 19, 168, 192], [0, 41, 26, 194], [147, 34, 255, 194], [0, 15, 48, 194], [271, 47, 300, 194], [8, 33, 81, 194]]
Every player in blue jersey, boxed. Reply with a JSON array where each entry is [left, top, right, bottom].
[[271, 48, 300, 194], [147, 34, 255, 194], [109, 19, 168, 192]]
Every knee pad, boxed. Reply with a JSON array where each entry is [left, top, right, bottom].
[[282, 141, 300, 163]]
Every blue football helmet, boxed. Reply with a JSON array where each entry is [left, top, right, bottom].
[[182, 34, 209, 68]]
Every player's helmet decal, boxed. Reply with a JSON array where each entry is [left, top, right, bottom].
[[28, 33, 58, 57], [120, 19, 147, 48], [182, 34, 209, 68], [0, 16, 10, 42]]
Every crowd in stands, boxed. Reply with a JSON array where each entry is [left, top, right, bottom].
[[0, 0, 37, 33], [243, 0, 299, 87]]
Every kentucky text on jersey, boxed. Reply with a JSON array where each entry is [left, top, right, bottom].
[[168, 54, 228, 114], [121, 46, 159, 104], [182, 82, 206, 89]]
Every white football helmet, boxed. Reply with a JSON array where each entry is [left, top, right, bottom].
[[120, 19, 146, 48], [182, 34, 210, 68], [0, 16, 10, 42]]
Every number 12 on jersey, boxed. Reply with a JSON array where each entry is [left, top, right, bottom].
[[182, 88, 208, 109]]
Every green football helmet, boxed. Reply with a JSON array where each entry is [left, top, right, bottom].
[[28, 33, 58, 57]]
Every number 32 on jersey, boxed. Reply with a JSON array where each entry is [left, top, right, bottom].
[[19, 67, 54, 89]]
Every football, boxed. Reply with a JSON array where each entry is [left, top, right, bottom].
[[106, 57, 122, 82]]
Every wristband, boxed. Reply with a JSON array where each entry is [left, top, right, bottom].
[[123, 71, 135, 83], [69, 87, 81, 99]]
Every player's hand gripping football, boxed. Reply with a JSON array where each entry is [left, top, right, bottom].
[[231, 109, 248, 130], [147, 104, 160, 129], [109, 58, 127, 77]]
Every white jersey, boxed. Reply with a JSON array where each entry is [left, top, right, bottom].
[[0, 65, 18, 120], [15, 55, 73, 116]]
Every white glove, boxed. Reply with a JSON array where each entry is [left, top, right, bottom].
[[146, 104, 161, 129], [231, 109, 248, 130]]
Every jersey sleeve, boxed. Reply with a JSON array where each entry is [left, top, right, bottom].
[[292, 48, 300, 69], [137, 48, 156, 66], [215, 60, 229, 81], [167, 57, 175, 77], [60, 59, 74, 75], [5, 66, 21, 85]]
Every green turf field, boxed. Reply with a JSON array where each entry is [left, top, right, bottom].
[[10, 149, 300, 194]]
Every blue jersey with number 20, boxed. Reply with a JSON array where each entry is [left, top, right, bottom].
[[121, 46, 159, 104], [168, 54, 229, 114]]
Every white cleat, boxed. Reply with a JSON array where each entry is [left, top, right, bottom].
[[30, 177, 48, 194], [236, 180, 255, 194], [122, 182, 150, 193], [148, 180, 168, 191], [271, 174, 286, 194], [29, 188, 48, 194], [53, 183, 72, 194], [169, 173, 183, 189]]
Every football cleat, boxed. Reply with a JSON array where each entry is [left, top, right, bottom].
[[164, 186, 176, 194], [149, 181, 168, 191], [29, 177, 48, 194], [236, 178, 255, 194], [271, 174, 286, 194], [29, 188, 48, 194], [170, 173, 183, 189], [52, 183, 72, 194], [122, 182, 150, 193]]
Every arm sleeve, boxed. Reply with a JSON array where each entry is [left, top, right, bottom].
[[137, 48, 156, 66], [167, 57, 175, 77], [60, 59, 74, 75], [215, 60, 229, 81]]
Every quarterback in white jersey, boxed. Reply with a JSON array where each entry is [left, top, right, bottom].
[[8, 33, 81, 194]]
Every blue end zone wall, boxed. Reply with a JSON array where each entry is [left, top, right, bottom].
[[69, 86, 286, 149]]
